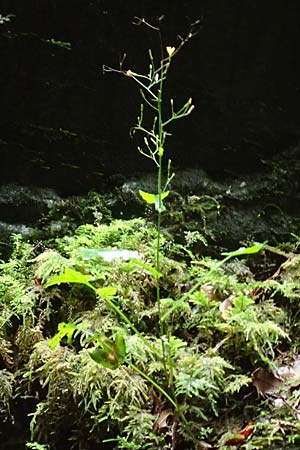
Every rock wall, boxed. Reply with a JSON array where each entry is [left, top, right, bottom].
[[1, 1, 300, 194]]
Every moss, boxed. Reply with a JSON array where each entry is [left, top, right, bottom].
[[0, 216, 300, 449]]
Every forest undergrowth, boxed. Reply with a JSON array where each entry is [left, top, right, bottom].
[[1, 215, 300, 449]]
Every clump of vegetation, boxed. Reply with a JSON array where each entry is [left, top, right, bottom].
[[1, 216, 300, 449], [1, 16, 300, 450]]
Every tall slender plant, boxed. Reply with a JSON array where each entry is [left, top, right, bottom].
[[103, 16, 197, 397]]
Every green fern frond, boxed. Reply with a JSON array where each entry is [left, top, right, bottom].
[[223, 374, 252, 394], [0, 369, 15, 421], [34, 250, 70, 283]]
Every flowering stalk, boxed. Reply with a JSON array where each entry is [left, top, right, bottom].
[[103, 16, 198, 431]]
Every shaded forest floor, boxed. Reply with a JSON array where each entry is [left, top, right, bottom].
[[1, 182, 300, 450]]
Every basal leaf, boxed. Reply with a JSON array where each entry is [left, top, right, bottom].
[[80, 248, 140, 263], [221, 242, 265, 259], [100, 337, 115, 353], [45, 268, 94, 290], [90, 347, 119, 369], [97, 286, 117, 298], [49, 322, 77, 349], [90, 334, 126, 369], [114, 333, 126, 362], [122, 258, 162, 279], [90, 347, 107, 364], [49, 333, 63, 350]]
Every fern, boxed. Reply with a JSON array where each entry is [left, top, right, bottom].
[[223, 374, 252, 394], [34, 250, 70, 283], [114, 405, 163, 450], [175, 352, 233, 415], [26, 442, 50, 450], [56, 219, 157, 255], [219, 297, 288, 364], [0, 369, 15, 421]]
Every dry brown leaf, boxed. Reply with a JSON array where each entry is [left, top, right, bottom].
[[198, 441, 214, 449], [219, 294, 235, 319], [153, 409, 173, 432], [252, 367, 282, 396], [201, 284, 218, 301], [283, 358, 300, 388], [149, 386, 163, 414], [292, 358, 300, 377], [277, 366, 296, 381]]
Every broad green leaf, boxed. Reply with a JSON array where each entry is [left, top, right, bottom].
[[99, 337, 115, 353], [114, 333, 126, 362], [221, 243, 265, 259], [139, 190, 156, 204], [49, 322, 77, 349], [97, 286, 117, 298], [139, 190, 169, 205], [90, 334, 126, 369], [45, 268, 94, 290], [90, 347, 118, 369], [49, 333, 63, 350], [93, 335, 115, 353], [79, 248, 140, 263], [121, 258, 162, 279], [160, 191, 170, 200], [89, 347, 106, 364], [89, 348, 118, 369]]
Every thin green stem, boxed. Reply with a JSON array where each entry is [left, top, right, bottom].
[[155, 59, 170, 384], [154, 65, 189, 443], [104, 22, 197, 433], [156, 157, 163, 337], [104, 296, 161, 358], [90, 284, 162, 359], [129, 361, 177, 409], [129, 360, 192, 434]]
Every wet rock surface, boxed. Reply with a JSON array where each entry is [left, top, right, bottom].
[[115, 145, 300, 247], [0, 184, 63, 223], [0, 145, 299, 257]]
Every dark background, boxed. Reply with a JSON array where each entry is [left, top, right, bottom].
[[1, 0, 300, 194]]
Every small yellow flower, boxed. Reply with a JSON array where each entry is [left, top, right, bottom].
[[158, 146, 164, 156], [126, 70, 133, 77], [166, 46, 175, 57]]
